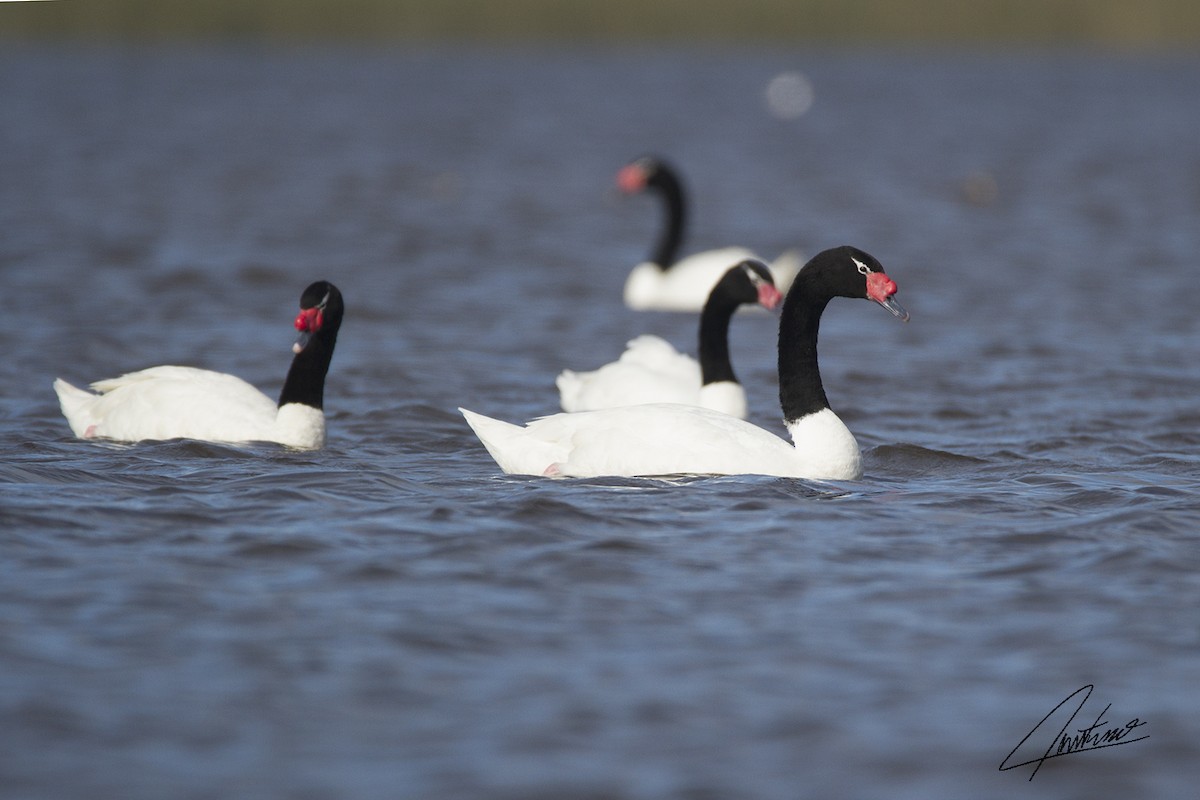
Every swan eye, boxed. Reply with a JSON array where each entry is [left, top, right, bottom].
[[852, 257, 871, 276]]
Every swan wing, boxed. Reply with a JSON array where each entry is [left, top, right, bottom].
[[556, 335, 701, 412], [623, 247, 757, 311], [464, 404, 806, 479], [57, 367, 278, 444]]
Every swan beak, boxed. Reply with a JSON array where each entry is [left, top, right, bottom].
[[866, 272, 910, 322], [758, 283, 783, 311], [293, 306, 324, 353], [877, 295, 910, 322], [616, 164, 646, 193]]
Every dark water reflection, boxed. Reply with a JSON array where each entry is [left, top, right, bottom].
[[1, 44, 1199, 799]]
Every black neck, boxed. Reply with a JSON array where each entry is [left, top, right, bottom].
[[697, 288, 741, 386], [278, 328, 339, 409], [777, 272, 833, 422], [649, 171, 685, 269]]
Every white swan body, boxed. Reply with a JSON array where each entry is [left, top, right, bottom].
[[54, 281, 343, 450], [557, 334, 704, 409], [461, 405, 860, 480], [563, 259, 782, 418], [557, 337, 748, 418], [464, 246, 909, 481], [623, 249, 800, 312], [54, 369, 326, 449]]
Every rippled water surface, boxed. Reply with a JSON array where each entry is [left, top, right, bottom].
[[2, 45, 1199, 799]]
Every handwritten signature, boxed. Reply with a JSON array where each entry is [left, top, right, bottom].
[[999, 684, 1148, 780]]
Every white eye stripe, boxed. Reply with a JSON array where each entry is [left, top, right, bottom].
[[742, 264, 767, 286], [852, 257, 871, 276]]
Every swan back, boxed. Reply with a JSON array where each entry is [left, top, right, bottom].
[[56, 368, 280, 444], [623, 248, 756, 311], [557, 335, 701, 412]]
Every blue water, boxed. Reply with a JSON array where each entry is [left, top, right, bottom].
[[1, 44, 1199, 799]]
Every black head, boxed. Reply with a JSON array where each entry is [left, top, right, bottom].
[[292, 281, 345, 355], [787, 246, 908, 320], [697, 260, 780, 387], [776, 248, 906, 422], [711, 259, 783, 311], [616, 155, 680, 195]]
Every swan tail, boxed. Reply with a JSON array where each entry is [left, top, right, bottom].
[[460, 408, 562, 476], [53, 378, 99, 438]]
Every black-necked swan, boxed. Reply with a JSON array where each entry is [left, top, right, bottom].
[[618, 155, 801, 312], [461, 247, 908, 479], [557, 259, 783, 418], [54, 281, 343, 449]]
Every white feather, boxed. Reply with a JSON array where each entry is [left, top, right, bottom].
[[460, 405, 861, 480], [556, 333, 723, 410], [623, 249, 801, 312], [53, 367, 326, 449]]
